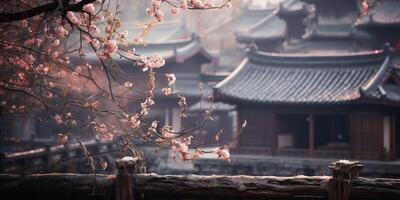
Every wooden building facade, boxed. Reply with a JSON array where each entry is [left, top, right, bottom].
[[215, 49, 400, 161], [213, 0, 400, 161]]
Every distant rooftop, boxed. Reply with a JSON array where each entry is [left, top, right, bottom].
[[214, 49, 400, 105]]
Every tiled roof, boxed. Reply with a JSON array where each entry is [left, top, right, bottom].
[[235, 11, 287, 43], [279, 40, 368, 54], [278, 0, 313, 16], [302, 23, 376, 42], [206, 8, 277, 37], [201, 45, 247, 76], [189, 101, 236, 111], [356, 0, 400, 28], [123, 21, 192, 44], [306, 24, 352, 39], [214, 49, 395, 105], [117, 21, 214, 63]]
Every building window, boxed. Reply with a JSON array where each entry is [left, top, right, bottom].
[[276, 114, 309, 149]]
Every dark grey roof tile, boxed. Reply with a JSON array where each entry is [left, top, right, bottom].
[[215, 50, 389, 104]]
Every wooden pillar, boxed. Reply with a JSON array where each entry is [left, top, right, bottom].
[[391, 113, 396, 160], [328, 160, 363, 200], [115, 157, 146, 200], [61, 143, 70, 172], [0, 152, 5, 173], [309, 114, 315, 158], [44, 145, 51, 172], [272, 113, 278, 156]]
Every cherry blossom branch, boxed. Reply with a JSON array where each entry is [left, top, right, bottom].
[[0, 0, 96, 23]]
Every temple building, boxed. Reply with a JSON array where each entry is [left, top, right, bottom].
[[214, 0, 400, 161]]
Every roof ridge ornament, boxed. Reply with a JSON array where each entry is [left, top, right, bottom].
[[246, 42, 258, 52], [383, 42, 394, 55], [360, 55, 392, 96]]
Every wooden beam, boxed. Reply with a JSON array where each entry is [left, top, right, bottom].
[[1, 173, 400, 200], [309, 114, 315, 158]]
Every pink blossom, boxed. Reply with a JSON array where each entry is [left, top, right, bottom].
[[72, 66, 82, 76], [91, 38, 100, 49], [124, 81, 133, 88], [25, 54, 35, 65], [102, 39, 118, 58], [54, 114, 63, 125], [126, 48, 136, 57], [171, 139, 189, 160], [162, 87, 172, 96], [145, 54, 165, 69], [66, 11, 80, 24], [161, 126, 174, 139], [116, 31, 128, 42], [83, 3, 96, 15], [129, 115, 141, 128], [19, 20, 28, 28], [51, 51, 60, 60], [146, 8, 153, 16], [166, 73, 176, 86], [55, 25, 69, 38], [154, 10, 164, 22], [216, 148, 230, 162], [192, 0, 204, 8], [171, 7, 179, 15], [180, 0, 188, 9], [89, 24, 100, 35], [57, 133, 69, 144], [51, 39, 60, 47]]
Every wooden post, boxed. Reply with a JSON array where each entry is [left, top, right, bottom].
[[272, 113, 277, 156], [328, 160, 363, 200], [61, 143, 71, 172], [309, 114, 315, 158], [44, 145, 51, 172], [115, 157, 146, 200], [0, 152, 5, 173]]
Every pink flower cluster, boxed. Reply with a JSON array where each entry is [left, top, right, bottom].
[[162, 73, 176, 96], [216, 148, 230, 162], [139, 54, 165, 71], [140, 97, 155, 116], [83, 3, 96, 15], [98, 39, 118, 59], [90, 122, 116, 142], [121, 113, 141, 129], [146, 0, 165, 22]]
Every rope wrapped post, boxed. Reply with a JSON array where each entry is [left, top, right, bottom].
[[115, 157, 146, 200], [328, 160, 363, 200]]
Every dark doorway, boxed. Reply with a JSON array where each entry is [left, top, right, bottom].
[[396, 113, 400, 159], [314, 114, 350, 151]]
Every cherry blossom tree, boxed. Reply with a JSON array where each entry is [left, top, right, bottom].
[[0, 0, 239, 170]]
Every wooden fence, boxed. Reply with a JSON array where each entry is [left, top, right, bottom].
[[0, 140, 116, 173], [1, 159, 400, 200]]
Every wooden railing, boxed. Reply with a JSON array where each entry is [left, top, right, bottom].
[[276, 148, 309, 157], [0, 140, 116, 173], [0, 160, 399, 200], [234, 147, 351, 159]]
